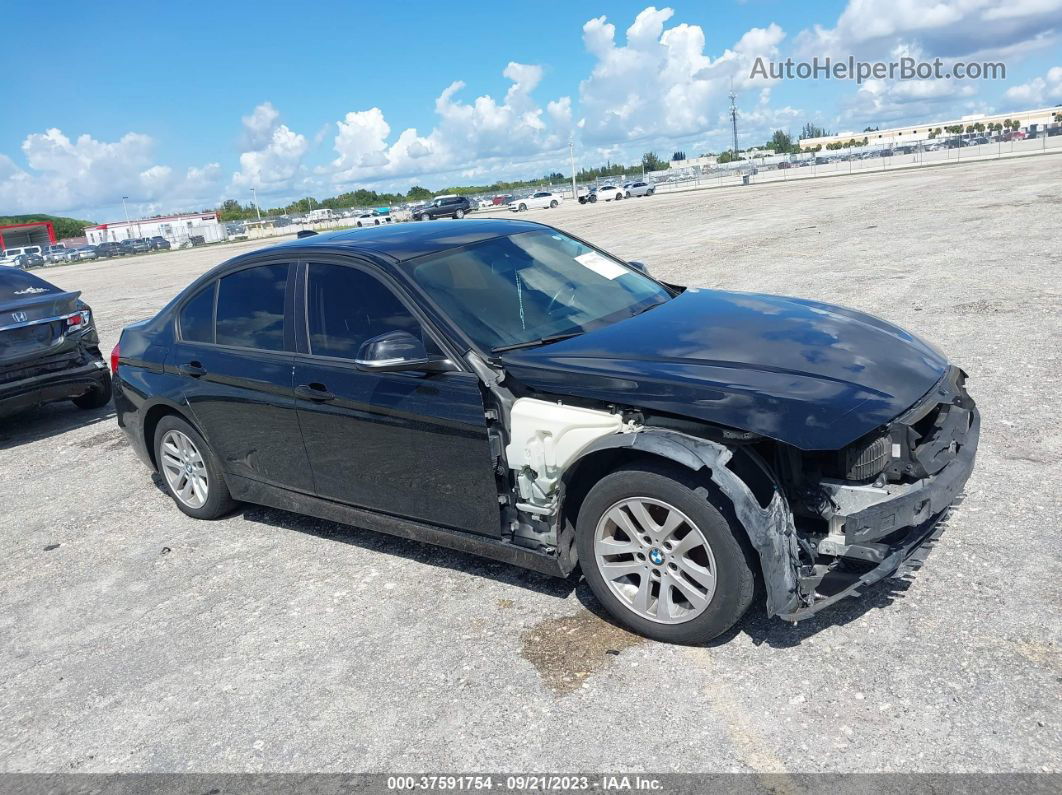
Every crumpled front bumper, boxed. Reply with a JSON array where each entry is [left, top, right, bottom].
[[780, 405, 980, 622]]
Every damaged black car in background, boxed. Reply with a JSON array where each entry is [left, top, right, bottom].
[[0, 268, 111, 418], [113, 220, 978, 644]]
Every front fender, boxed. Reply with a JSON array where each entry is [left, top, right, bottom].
[[571, 428, 804, 617]]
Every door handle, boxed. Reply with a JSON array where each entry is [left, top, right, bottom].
[[295, 383, 336, 402], [178, 362, 206, 377]]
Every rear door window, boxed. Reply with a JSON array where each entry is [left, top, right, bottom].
[[178, 283, 216, 343], [215, 264, 289, 351]]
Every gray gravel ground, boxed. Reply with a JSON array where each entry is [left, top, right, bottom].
[[1, 156, 1060, 773]]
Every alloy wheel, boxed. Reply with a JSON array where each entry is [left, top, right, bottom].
[[160, 429, 209, 509], [593, 497, 718, 624]]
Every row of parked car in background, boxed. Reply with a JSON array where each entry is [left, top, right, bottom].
[[0, 237, 172, 269], [578, 180, 656, 204]]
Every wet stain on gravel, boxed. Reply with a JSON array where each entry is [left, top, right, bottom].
[[76, 430, 126, 451], [521, 611, 644, 695]]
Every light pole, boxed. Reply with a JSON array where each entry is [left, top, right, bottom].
[[121, 196, 132, 241], [250, 187, 262, 222], [569, 135, 578, 202]]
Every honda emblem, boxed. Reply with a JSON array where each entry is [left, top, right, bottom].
[[11, 311, 28, 323]]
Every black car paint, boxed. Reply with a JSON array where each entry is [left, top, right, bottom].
[[115, 242, 503, 540], [0, 271, 109, 416], [500, 287, 949, 451], [114, 219, 978, 621]]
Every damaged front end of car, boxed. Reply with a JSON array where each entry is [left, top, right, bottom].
[[778, 365, 979, 620], [478, 343, 978, 623]]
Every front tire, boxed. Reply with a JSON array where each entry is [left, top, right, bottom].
[[455, 209, 465, 219], [154, 415, 237, 520], [550, 200, 559, 208], [518, 203, 527, 212], [576, 461, 757, 644]]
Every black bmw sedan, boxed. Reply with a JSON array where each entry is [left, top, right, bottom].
[[113, 219, 979, 643]]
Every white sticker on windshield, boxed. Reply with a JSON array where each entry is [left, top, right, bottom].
[[575, 251, 627, 280]]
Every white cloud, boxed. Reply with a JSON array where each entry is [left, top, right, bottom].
[[841, 77, 978, 123], [796, 0, 1062, 60], [230, 102, 309, 191], [577, 6, 786, 144], [0, 128, 221, 217], [327, 61, 572, 188], [4, 3, 1061, 217], [1005, 65, 1062, 103]]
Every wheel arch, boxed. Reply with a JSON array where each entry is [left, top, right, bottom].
[[561, 428, 803, 617], [141, 400, 204, 472]]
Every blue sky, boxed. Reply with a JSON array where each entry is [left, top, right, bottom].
[[1, 1, 1060, 220]]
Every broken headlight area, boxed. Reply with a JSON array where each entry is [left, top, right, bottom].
[[782, 367, 979, 619]]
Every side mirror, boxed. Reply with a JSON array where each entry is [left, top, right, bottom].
[[627, 260, 650, 275], [355, 330, 455, 373]]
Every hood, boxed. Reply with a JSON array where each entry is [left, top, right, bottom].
[[501, 288, 948, 451]]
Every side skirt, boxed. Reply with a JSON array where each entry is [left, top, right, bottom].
[[227, 475, 567, 578]]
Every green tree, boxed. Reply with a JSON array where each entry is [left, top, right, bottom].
[[767, 130, 794, 154], [406, 186, 431, 200], [671, 150, 687, 161], [0, 213, 97, 240], [641, 151, 666, 172], [799, 122, 830, 140]]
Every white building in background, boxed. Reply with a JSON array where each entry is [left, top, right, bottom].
[[799, 105, 1061, 149], [84, 212, 224, 246]]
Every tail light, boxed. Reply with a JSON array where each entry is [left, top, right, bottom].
[[66, 309, 91, 330], [110, 343, 120, 375]]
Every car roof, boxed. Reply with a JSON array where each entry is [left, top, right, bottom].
[[265, 218, 548, 262]]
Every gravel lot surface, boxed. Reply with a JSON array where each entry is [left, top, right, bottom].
[[2, 156, 1059, 773]]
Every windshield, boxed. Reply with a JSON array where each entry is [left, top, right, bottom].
[[405, 230, 670, 351]]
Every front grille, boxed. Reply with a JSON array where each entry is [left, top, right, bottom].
[[843, 434, 890, 480]]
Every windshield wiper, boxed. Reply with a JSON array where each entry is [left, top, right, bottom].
[[630, 300, 667, 318], [491, 331, 584, 354]]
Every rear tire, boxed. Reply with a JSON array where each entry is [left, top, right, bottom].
[[455, 209, 465, 219], [576, 461, 757, 644], [153, 415, 237, 520], [72, 372, 112, 410], [550, 200, 559, 208]]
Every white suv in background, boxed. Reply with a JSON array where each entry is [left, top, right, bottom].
[[0, 246, 43, 266], [509, 192, 562, 212]]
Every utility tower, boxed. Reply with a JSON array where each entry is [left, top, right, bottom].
[[729, 88, 740, 157]]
